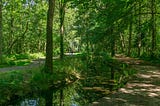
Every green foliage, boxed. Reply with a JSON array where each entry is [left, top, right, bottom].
[[0, 53, 44, 68], [0, 56, 82, 105], [0, 70, 33, 104], [15, 54, 30, 60], [88, 52, 112, 73], [1, 0, 160, 104]]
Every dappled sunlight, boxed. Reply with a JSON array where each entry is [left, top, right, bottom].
[[151, 74, 160, 78], [89, 59, 160, 105], [152, 71, 160, 75], [114, 98, 127, 102], [126, 83, 155, 88], [137, 74, 152, 78], [92, 102, 100, 105], [102, 97, 111, 100], [88, 55, 160, 106], [137, 71, 160, 79], [119, 88, 134, 93], [148, 87, 160, 92], [148, 92, 159, 97]]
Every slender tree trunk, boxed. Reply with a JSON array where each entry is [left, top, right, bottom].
[[111, 28, 115, 57], [59, 1, 66, 59], [44, 0, 55, 73], [60, 89, 64, 106], [8, 16, 14, 54], [137, 1, 142, 57], [128, 13, 133, 56], [120, 33, 125, 53], [0, 0, 2, 63], [44, 0, 55, 106], [6, 22, 28, 54], [151, 0, 156, 57]]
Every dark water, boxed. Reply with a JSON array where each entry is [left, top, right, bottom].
[[1, 64, 131, 106], [14, 81, 109, 106], [3, 75, 112, 106]]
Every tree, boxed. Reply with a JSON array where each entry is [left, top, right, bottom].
[[150, 0, 156, 57], [0, 0, 2, 63], [128, 12, 133, 56], [137, 0, 142, 57], [43, 0, 55, 106], [59, 0, 66, 59], [44, 0, 55, 73]]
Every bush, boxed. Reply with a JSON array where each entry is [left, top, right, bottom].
[[15, 54, 30, 60]]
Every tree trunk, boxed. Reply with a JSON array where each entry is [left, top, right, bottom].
[[151, 0, 156, 57], [59, 1, 66, 59], [7, 17, 14, 54], [59, 89, 64, 106], [44, 0, 55, 73], [111, 28, 115, 57], [44, 0, 55, 105], [128, 13, 133, 56], [0, 0, 2, 63], [120, 33, 125, 53], [137, 1, 142, 57], [6, 22, 28, 54]]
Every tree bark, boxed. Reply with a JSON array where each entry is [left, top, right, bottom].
[[137, 1, 142, 57], [59, 1, 66, 59], [111, 28, 115, 57], [44, 0, 55, 73], [120, 33, 125, 53], [0, 0, 2, 63], [44, 0, 55, 105], [151, 0, 156, 57], [128, 12, 133, 56], [59, 89, 64, 106]]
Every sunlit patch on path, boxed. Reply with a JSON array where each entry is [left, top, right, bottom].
[[88, 55, 160, 106]]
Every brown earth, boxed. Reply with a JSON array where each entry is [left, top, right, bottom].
[[88, 54, 160, 106]]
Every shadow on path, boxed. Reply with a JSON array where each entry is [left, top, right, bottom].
[[88, 55, 160, 106]]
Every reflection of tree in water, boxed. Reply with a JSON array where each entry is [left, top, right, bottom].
[[21, 99, 39, 106]]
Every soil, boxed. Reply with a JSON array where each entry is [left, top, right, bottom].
[[88, 54, 160, 106]]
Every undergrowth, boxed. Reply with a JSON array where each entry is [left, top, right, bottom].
[[0, 53, 44, 68], [0, 56, 82, 105]]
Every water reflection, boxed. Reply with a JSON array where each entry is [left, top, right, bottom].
[[21, 99, 39, 106], [14, 79, 110, 106], [1, 65, 131, 105]]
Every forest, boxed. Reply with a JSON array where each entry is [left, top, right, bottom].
[[0, 0, 160, 106]]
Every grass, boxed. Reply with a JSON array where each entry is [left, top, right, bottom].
[[0, 53, 45, 68], [0, 55, 82, 105]]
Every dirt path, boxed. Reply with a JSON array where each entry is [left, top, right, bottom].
[[88, 55, 160, 106], [0, 58, 45, 72]]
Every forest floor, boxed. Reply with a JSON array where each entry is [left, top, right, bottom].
[[89, 54, 160, 106], [1, 55, 160, 106], [0, 58, 45, 72]]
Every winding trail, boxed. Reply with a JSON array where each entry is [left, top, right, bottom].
[[0, 56, 61, 72], [89, 55, 160, 106]]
